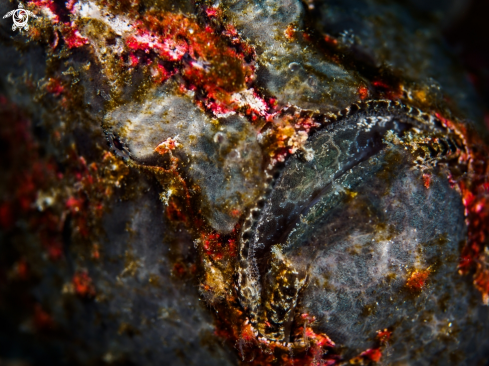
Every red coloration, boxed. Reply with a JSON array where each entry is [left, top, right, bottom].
[[227, 239, 237, 257], [423, 173, 431, 189], [0, 202, 14, 230], [474, 268, 489, 304], [72, 270, 96, 298], [213, 296, 341, 366], [13, 258, 30, 280], [376, 329, 392, 344], [302, 32, 312, 42], [34, 304, 54, 331], [358, 85, 369, 100], [66, 196, 84, 213], [371, 80, 402, 99], [172, 262, 187, 277], [166, 199, 188, 223], [360, 348, 382, 362], [284, 24, 296, 40], [122, 12, 258, 117], [28, 0, 59, 23], [205, 6, 220, 18], [301, 313, 317, 323], [129, 53, 139, 67], [432, 113, 489, 304], [406, 269, 430, 291], [323, 34, 338, 45], [304, 327, 335, 348], [202, 232, 224, 261], [45, 78, 65, 96], [66, 0, 77, 12], [240, 322, 256, 343], [91, 244, 100, 260], [61, 23, 89, 49], [371, 80, 390, 90], [154, 136, 180, 155]]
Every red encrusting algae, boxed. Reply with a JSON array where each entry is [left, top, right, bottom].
[[429, 113, 489, 305], [406, 269, 430, 292]]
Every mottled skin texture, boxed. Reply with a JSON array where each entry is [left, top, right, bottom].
[[0, 0, 488, 365], [237, 101, 489, 363]]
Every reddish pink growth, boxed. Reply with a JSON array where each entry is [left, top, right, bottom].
[[66, 196, 84, 213], [204, 99, 235, 117], [126, 28, 189, 61], [205, 6, 221, 18], [423, 173, 431, 189], [46, 78, 64, 96], [151, 63, 171, 84], [223, 23, 239, 39], [28, 0, 59, 23], [371, 80, 402, 99], [129, 53, 139, 67], [304, 327, 335, 348], [202, 232, 224, 261], [227, 239, 237, 257], [73, 271, 96, 298], [66, 0, 77, 12], [301, 313, 316, 323], [61, 23, 88, 49], [126, 13, 255, 108]]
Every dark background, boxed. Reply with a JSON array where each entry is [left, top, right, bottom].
[[442, 0, 489, 130]]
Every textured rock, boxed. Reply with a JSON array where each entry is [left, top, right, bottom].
[[0, 0, 488, 365]]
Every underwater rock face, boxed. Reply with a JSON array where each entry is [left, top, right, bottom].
[[238, 101, 489, 363], [0, 0, 488, 366], [104, 81, 265, 233]]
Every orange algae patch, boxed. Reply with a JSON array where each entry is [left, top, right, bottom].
[[406, 269, 430, 291], [350, 348, 382, 365], [284, 24, 296, 40], [376, 329, 392, 344], [422, 173, 431, 189], [358, 86, 369, 100], [154, 136, 181, 155], [72, 270, 96, 298], [349, 329, 392, 364]]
